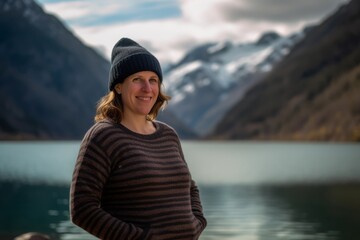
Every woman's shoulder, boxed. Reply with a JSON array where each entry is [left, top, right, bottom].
[[154, 120, 180, 137], [82, 119, 117, 141]]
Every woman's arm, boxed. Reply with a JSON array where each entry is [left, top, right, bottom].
[[190, 180, 207, 231], [171, 126, 207, 234], [70, 137, 152, 240]]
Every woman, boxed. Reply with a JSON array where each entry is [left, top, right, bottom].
[[70, 37, 207, 240]]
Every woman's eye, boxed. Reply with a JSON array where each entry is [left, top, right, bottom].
[[150, 78, 158, 84]]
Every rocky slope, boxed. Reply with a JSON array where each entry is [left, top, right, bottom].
[[0, 0, 109, 139], [211, 0, 360, 141], [163, 31, 303, 136]]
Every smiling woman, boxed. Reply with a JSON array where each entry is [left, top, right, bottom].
[[113, 71, 160, 128], [70, 37, 207, 240]]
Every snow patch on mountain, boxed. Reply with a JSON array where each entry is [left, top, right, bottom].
[[163, 31, 304, 136]]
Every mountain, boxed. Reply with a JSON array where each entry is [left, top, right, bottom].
[[157, 111, 197, 139], [163, 30, 304, 137], [211, 0, 360, 141], [3, 0, 355, 141], [0, 0, 109, 139], [0, 0, 194, 140]]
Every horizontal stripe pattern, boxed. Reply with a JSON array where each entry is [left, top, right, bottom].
[[70, 119, 206, 239]]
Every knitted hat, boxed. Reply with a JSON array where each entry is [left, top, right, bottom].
[[108, 37, 162, 91]]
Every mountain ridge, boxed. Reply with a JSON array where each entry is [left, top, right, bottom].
[[0, 0, 109, 139], [163, 30, 304, 136], [0, 0, 195, 139], [1, 0, 357, 141], [210, 0, 360, 141]]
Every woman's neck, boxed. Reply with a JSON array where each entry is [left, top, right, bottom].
[[121, 116, 156, 135]]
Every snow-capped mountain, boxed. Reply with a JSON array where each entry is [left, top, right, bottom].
[[163, 31, 304, 136], [211, 0, 360, 141]]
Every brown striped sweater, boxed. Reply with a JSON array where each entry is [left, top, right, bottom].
[[70, 119, 207, 240]]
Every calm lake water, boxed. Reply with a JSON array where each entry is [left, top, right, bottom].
[[0, 141, 360, 240]]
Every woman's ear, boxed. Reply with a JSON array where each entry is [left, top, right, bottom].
[[114, 84, 122, 94]]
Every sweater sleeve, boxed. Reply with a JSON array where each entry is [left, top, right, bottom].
[[173, 130, 207, 232], [190, 180, 207, 232], [70, 132, 152, 240]]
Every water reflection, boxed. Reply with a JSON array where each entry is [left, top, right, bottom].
[[200, 184, 359, 240], [201, 185, 268, 239], [1, 182, 359, 240], [260, 184, 360, 240], [0, 182, 69, 239]]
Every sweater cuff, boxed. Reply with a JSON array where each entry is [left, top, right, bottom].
[[195, 214, 207, 230], [139, 227, 152, 240]]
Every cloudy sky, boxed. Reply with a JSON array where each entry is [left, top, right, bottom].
[[35, 0, 348, 65]]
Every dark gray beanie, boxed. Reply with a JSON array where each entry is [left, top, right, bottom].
[[109, 37, 162, 91]]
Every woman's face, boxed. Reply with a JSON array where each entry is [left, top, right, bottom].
[[115, 71, 160, 119]]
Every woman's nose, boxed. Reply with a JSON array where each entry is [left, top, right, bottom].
[[142, 81, 151, 92]]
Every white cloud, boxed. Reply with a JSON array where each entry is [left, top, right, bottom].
[[72, 18, 308, 64], [42, 1, 128, 22], [180, 0, 348, 23], [39, 0, 348, 65]]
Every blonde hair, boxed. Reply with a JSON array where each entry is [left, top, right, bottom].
[[95, 86, 170, 123]]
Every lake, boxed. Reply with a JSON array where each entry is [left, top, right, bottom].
[[0, 141, 359, 240]]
